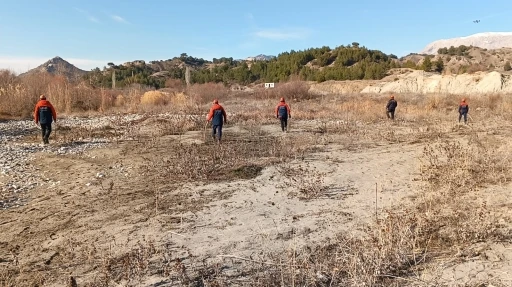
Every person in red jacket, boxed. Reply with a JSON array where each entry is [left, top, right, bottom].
[[34, 95, 57, 144], [275, 97, 291, 132], [458, 98, 469, 124], [206, 99, 227, 144]]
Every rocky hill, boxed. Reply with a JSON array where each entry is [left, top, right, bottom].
[[401, 46, 512, 74], [19, 56, 88, 81], [420, 32, 512, 54]]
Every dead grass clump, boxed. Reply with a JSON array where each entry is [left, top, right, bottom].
[[420, 136, 512, 194], [138, 130, 320, 185], [114, 94, 126, 107], [140, 90, 167, 106], [424, 94, 459, 111], [153, 115, 204, 136], [96, 241, 157, 286]]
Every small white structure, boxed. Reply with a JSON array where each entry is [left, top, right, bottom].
[[264, 83, 275, 88]]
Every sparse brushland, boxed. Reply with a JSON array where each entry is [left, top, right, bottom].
[[1, 37, 512, 286], [0, 74, 511, 286]]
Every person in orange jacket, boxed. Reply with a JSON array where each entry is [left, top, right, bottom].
[[206, 99, 227, 144], [275, 97, 291, 132], [459, 98, 469, 124], [34, 95, 57, 144]]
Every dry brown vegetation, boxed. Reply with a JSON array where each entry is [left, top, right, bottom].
[[1, 72, 512, 286]]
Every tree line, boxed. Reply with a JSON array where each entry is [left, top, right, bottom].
[[82, 43, 448, 89]]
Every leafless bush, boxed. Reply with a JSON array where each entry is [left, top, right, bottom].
[[187, 82, 229, 104], [89, 240, 158, 287], [420, 135, 512, 194], [164, 78, 185, 91], [253, 80, 315, 101], [139, 131, 316, 184], [153, 115, 204, 136]]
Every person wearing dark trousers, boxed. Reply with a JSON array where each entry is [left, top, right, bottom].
[[386, 95, 398, 120], [206, 99, 227, 144], [34, 95, 57, 144], [459, 98, 469, 124], [275, 97, 291, 132]]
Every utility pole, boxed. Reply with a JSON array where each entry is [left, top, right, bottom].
[[112, 70, 116, 89]]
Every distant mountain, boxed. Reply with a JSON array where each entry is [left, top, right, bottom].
[[245, 54, 275, 61], [420, 32, 512, 54], [19, 56, 88, 81]]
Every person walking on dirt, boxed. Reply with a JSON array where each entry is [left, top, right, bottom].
[[206, 99, 227, 144], [459, 98, 469, 124], [275, 97, 291, 132], [34, 95, 57, 144], [386, 95, 398, 120]]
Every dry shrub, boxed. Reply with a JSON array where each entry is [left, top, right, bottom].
[[152, 115, 204, 136], [424, 94, 459, 111], [114, 94, 126, 107], [485, 94, 502, 110], [184, 133, 512, 286], [99, 89, 117, 112], [277, 80, 313, 101], [467, 63, 487, 74], [253, 80, 314, 101], [95, 240, 157, 286], [168, 92, 189, 110], [67, 86, 102, 112], [164, 78, 185, 91], [186, 82, 229, 104], [421, 136, 512, 194], [140, 90, 167, 106], [138, 130, 318, 185]]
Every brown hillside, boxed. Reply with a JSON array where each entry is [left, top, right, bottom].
[[400, 47, 512, 74]]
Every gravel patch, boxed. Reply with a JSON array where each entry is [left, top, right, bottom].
[[0, 114, 146, 210]]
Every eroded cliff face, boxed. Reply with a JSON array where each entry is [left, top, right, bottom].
[[309, 70, 512, 95], [361, 71, 510, 95]]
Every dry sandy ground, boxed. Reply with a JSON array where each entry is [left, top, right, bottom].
[[0, 116, 511, 286]]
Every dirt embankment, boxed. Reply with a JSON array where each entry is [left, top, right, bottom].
[[309, 69, 512, 95]]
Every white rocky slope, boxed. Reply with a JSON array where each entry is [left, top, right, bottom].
[[420, 32, 512, 54], [361, 70, 512, 95]]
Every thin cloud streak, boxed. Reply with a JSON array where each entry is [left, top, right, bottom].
[[111, 15, 129, 24], [74, 7, 100, 23]]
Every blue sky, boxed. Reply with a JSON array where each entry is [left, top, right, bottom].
[[1, 0, 511, 73]]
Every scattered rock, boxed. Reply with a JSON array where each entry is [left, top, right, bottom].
[[0, 114, 145, 209]]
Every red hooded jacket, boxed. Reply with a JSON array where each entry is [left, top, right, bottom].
[[34, 100, 57, 124]]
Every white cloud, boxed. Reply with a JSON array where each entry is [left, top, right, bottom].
[[254, 28, 312, 40], [74, 7, 100, 23], [89, 16, 100, 23], [0, 56, 112, 74], [111, 15, 129, 24]]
